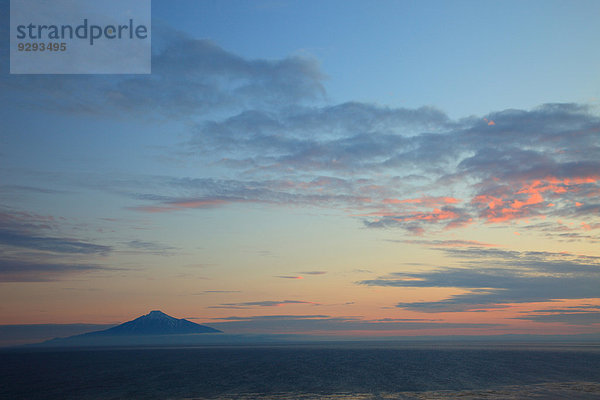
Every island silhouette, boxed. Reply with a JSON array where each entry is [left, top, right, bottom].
[[84, 310, 222, 335], [33, 310, 223, 347]]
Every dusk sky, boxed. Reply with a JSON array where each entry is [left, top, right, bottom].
[[1, 0, 600, 341]]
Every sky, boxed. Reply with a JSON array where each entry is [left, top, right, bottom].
[[1, 0, 600, 344]]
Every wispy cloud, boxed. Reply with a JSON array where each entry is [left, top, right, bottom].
[[1, 25, 325, 118], [0, 257, 112, 282], [121, 99, 597, 238], [206, 314, 501, 333], [121, 240, 176, 256], [202, 290, 241, 294], [209, 300, 318, 309], [0, 229, 111, 255], [399, 239, 499, 248], [522, 221, 600, 243], [0, 209, 111, 255], [513, 312, 600, 326], [514, 304, 600, 326], [0, 209, 112, 281], [0, 185, 70, 196], [128, 198, 233, 213], [0, 209, 56, 232], [2, 16, 599, 240], [363, 205, 472, 234], [358, 248, 600, 312], [191, 102, 454, 172], [528, 305, 600, 313]]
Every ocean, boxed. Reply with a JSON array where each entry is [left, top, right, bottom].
[[1, 342, 599, 399]]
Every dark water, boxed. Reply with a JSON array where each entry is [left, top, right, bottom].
[[1, 343, 600, 399]]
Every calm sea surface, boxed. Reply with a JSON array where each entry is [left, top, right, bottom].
[[1, 343, 599, 399]]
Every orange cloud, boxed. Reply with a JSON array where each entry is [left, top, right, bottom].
[[472, 175, 598, 223]]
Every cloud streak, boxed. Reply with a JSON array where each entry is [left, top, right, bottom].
[[206, 314, 501, 333], [0, 209, 112, 281], [358, 248, 600, 312], [399, 239, 499, 248], [0, 229, 111, 255], [0, 209, 111, 255], [209, 300, 319, 309], [0, 257, 112, 282], [513, 312, 600, 326]]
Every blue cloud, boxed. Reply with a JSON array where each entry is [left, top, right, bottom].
[[0, 24, 325, 118], [0, 229, 111, 255], [358, 248, 600, 312], [0, 257, 111, 282], [0, 209, 110, 255], [513, 312, 600, 326], [119, 102, 600, 237], [0, 209, 112, 281]]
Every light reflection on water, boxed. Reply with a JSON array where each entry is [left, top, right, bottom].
[[185, 382, 600, 400]]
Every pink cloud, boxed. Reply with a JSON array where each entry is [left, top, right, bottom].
[[129, 199, 231, 213]]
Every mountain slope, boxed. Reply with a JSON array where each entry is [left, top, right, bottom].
[[85, 310, 221, 336], [31, 310, 222, 347]]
